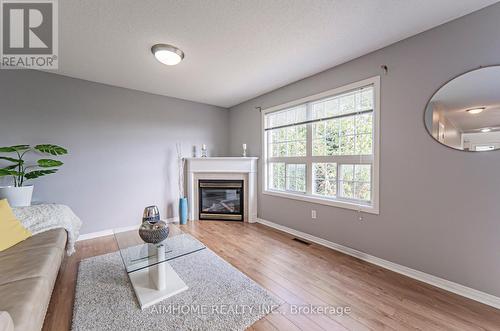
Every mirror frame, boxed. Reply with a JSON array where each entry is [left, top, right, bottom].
[[423, 64, 500, 152]]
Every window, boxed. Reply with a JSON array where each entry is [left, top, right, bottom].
[[313, 162, 337, 197], [286, 164, 306, 193], [262, 77, 380, 213], [339, 164, 371, 201]]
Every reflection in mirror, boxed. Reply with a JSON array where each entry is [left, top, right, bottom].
[[424, 66, 500, 151]]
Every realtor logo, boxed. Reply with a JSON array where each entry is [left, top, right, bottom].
[[1, 0, 58, 69]]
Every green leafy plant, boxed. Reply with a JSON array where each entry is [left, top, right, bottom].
[[0, 144, 68, 187]]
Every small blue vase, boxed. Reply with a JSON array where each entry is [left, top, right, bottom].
[[179, 197, 188, 225]]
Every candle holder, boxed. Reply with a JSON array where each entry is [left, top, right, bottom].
[[242, 144, 247, 157], [201, 144, 207, 157]]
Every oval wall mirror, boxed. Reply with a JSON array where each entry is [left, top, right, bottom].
[[424, 66, 500, 152]]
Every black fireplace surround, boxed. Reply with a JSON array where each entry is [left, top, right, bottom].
[[198, 180, 244, 221]]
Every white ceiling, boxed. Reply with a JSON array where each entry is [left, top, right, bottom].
[[53, 0, 498, 108], [432, 66, 500, 132]]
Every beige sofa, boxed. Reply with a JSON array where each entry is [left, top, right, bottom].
[[0, 229, 67, 331]]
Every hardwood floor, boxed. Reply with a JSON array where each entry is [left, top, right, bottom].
[[43, 221, 500, 331]]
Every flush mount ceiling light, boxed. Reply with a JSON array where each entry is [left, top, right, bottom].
[[481, 128, 491, 133], [466, 107, 485, 114], [151, 44, 184, 66]]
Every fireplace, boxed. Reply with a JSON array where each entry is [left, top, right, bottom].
[[198, 180, 244, 221], [186, 157, 258, 222]]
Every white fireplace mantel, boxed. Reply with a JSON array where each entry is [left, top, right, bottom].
[[185, 157, 258, 222]]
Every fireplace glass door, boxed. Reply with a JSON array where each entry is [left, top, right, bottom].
[[199, 180, 243, 221]]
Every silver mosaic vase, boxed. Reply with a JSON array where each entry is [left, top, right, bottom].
[[139, 220, 169, 244], [142, 205, 160, 223]]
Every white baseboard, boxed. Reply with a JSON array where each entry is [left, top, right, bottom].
[[77, 217, 179, 242], [256, 218, 500, 309]]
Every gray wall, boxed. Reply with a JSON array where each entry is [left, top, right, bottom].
[[228, 4, 500, 296], [0, 70, 229, 234]]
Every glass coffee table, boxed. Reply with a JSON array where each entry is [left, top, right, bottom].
[[114, 225, 205, 309]]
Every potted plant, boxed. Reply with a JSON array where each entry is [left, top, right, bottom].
[[0, 144, 68, 206]]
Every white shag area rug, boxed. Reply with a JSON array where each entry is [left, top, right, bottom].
[[72, 247, 281, 331]]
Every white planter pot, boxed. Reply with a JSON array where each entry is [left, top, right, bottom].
[[0, 185, 34, 207]]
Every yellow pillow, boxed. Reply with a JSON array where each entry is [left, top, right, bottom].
[[0, 199, 32, 251]]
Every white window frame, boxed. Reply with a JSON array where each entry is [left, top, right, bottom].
[[261, 76, 380, 214]]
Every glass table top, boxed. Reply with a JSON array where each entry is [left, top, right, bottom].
[[114, 225, 206, 273]]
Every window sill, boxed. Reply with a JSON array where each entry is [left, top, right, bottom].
[[262, 190, 379, 214]]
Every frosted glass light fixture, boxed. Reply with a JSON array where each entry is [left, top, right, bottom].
[[466, 107, 485, 114], [151, 44, 184, 66]]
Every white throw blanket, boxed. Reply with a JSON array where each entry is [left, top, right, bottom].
[[13, 204, 82, 255]]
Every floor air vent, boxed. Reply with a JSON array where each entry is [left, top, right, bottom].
[[292, 238, 311, 246]]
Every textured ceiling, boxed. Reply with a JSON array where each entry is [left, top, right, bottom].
[[52, 0, 498, 107]]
